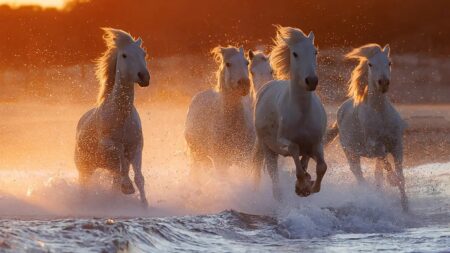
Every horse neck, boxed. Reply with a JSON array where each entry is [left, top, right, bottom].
[[366, 79, 387, 111], [102, 70, 135, 119], [220, 92, 248, 130], [222, 92, 244, 113], [289, 73, 312, 109]]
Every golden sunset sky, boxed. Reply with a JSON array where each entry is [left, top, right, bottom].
[[0, 0, 65, 8]]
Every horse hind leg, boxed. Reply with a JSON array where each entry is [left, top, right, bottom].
[[264, 147, 281, 201], [343, 149, 365, 184], [252, 138, 265, 189], [375, 158, 386, 188]]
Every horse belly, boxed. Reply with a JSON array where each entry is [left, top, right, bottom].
[[185, 90, 218, 155]]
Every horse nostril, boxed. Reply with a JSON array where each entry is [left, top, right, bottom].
[[306, 76, 318, 87], [238, 78, 250, 86], [379, 79, 390, 86]]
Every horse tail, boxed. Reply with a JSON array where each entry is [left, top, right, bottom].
[[252, 137, 265, 189], [325, 121, 339, 145]]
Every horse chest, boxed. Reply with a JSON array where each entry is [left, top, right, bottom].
[[281, 112, 323, 144]]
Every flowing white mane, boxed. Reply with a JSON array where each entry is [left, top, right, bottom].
[[346, 43, 384, 105], [211, 46, 241, 92], [269, 25, 309, 80], [96, 28, 136, 105]]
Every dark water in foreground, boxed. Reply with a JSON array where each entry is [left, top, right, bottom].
[[0, 163, 449, 253]]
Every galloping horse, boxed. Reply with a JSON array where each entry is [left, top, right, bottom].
[[185, 46, 253, 172], [248, 50, 274, 94], [75, 28, 150, 206], [253, 26, 327, 200], [326, 44, 408, 211]]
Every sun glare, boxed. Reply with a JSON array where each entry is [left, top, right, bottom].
[[0, 0, 66, 8]]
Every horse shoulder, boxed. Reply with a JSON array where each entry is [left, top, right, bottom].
[[185, 88, 220, 147], [311, 93, 327, 128], [336, 99, 355, 126], [254, 80, 286, 125]]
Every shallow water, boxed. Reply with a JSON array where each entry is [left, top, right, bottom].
[[0, 162, 448, 253]]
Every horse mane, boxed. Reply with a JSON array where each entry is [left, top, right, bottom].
[[211, 46, 241, 92], [269, 25, 309, 80], [346, 43, 383, 105], [95, 27, 136, 105]]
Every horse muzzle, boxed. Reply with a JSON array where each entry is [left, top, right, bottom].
[[305, 76, 318, 91], [238, 78, 251, 96], [137, 71, 150, 87], [378, 79, 390, 93]]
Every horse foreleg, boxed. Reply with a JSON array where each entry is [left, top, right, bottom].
[[131, 150, 148, 207], [344, 150, 365, 184], [120, 156, 135, 195], [311, 148, 327, 194], [392, 149, 408, 212], [284, 141, 312, 197], [77, 166, 93, 189]]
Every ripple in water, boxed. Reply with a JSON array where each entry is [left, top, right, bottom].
[[0, 162, 449, 252]]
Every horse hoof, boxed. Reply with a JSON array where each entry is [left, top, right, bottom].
[[121, 184, 135, 195], [387, 173, 400, 187], [141, 199, 149, 209], [295, 179, 313, 197], [295, 186, 311, 197]]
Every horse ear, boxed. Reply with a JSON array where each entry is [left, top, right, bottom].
[[308, 31, 315, 43], [383, 44, 390, 56], [219, 47, 226, 55], [248, 50, 254, 60], [135, 37, 142, 47]]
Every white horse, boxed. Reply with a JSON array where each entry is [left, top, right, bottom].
[[75, 28, 150, 206], [185, 46, 253, 172], [326, 44, 408, 211], [253, 26, 327, 199], [248, 50, 274, 95], [242, 50, 274, 130]]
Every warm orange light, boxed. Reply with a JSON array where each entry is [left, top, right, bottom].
[[0, 0, 66, 8]]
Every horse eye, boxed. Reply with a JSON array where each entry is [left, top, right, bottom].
[[315, 51, 318, 55], [389, 62, 392, 66], [368, 63, 372, 67], [122, 54, 127, 59], [225, 62, 231, 67], [293, 52, 298, 58], [246, 61, 249, 66]]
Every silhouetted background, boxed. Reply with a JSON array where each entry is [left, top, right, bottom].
[[0, 0, 449, 66], [0, 0, 449, 103]]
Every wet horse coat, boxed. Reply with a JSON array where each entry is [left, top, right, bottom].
[[75, 28, 150, 206]]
